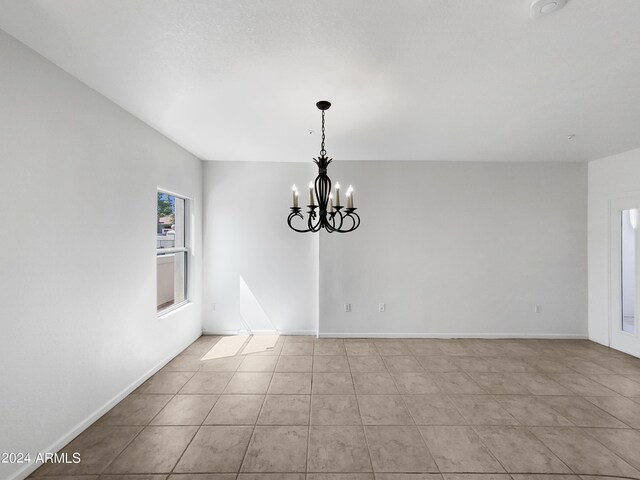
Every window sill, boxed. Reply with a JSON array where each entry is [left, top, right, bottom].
[[157, 300, 191, 319]]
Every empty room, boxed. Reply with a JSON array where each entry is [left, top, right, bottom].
[[3, 0, 640, 479]]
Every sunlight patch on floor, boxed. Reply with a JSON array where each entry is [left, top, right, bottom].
[[200, 334, 280, 359], [200, 335, 249, 360], [240, 334, 280, 355]]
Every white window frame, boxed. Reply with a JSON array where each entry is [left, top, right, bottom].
[[157, 188, 191, 316]]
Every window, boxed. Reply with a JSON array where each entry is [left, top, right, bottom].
[[621, 209, 637, 334], [157, 191, 188, 313]]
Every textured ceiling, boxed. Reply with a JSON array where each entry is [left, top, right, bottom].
[[1, 0, 639, 162]]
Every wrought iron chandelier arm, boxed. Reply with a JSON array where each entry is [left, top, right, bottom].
[[287, 208, 312, 233], [307, 205, 322, 232], [335, 209, 360, 233], [328, 207, 344, 232]]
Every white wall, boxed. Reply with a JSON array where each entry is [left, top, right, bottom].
[[203, 160, 587, 338], [588, 147, 640, 345], [320, 161, 587, 337], [202, 161, 318, 335], [0, 30, 203, 480]]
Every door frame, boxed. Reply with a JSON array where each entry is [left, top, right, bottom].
[[608, 194, 640, 357]]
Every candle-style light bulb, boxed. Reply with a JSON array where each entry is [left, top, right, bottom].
[[335, 182, 341, 206], [329, 192, 334, 212], [347, 185, 354, 208], [292, 184, 298, 208], [308, 181, 315, 206]]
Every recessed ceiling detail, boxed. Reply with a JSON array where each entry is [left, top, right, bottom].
[[530, 0, 568, 19], [0, 0, 639, 162]]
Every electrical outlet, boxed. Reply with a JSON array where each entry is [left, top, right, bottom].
[[212, 302, 217, 311], [344, 303, 351, 313], [379, 303, 386, 312], [534, 304, 541, 313]]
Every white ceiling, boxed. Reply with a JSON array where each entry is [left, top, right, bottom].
[[1, 0, 639, 162]]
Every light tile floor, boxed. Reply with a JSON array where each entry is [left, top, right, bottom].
[[30, 336, 640, 479]]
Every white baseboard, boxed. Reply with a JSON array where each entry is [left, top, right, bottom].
[[203, 328, 248, 335], [203, 330, 588, 340], [317, 332, 589, 339], [588, 336, 609, 347], [202, 329, 316, 336], [8, 332, 201, 480], [277, 329, 317, 336]]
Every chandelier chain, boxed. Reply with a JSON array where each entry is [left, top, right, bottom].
[[320, 110, 326, 156]]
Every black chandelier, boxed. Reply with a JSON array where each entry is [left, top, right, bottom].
[[287, 101, 360, 233]]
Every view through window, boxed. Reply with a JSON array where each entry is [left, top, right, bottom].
[[157, 191, 188, 312]]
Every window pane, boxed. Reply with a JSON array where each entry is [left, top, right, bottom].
[[621, 209, 636, 334], [174, 251, 187, 305], [174, 196, 185, 248], [157, 193, 185, 249], [157, 252, 187, 311]]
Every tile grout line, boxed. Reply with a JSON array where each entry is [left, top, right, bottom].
[[524, 425, 617, 477], [392, 349, 442, 474], [166, 368, 234, 475], [235, 358, 275, 474], [167, 337, 238, 476], [95, 368, 199, 476], [572, 427, 640, 475], [352, 344, 375, 474], [305, 340, 315, 473]]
